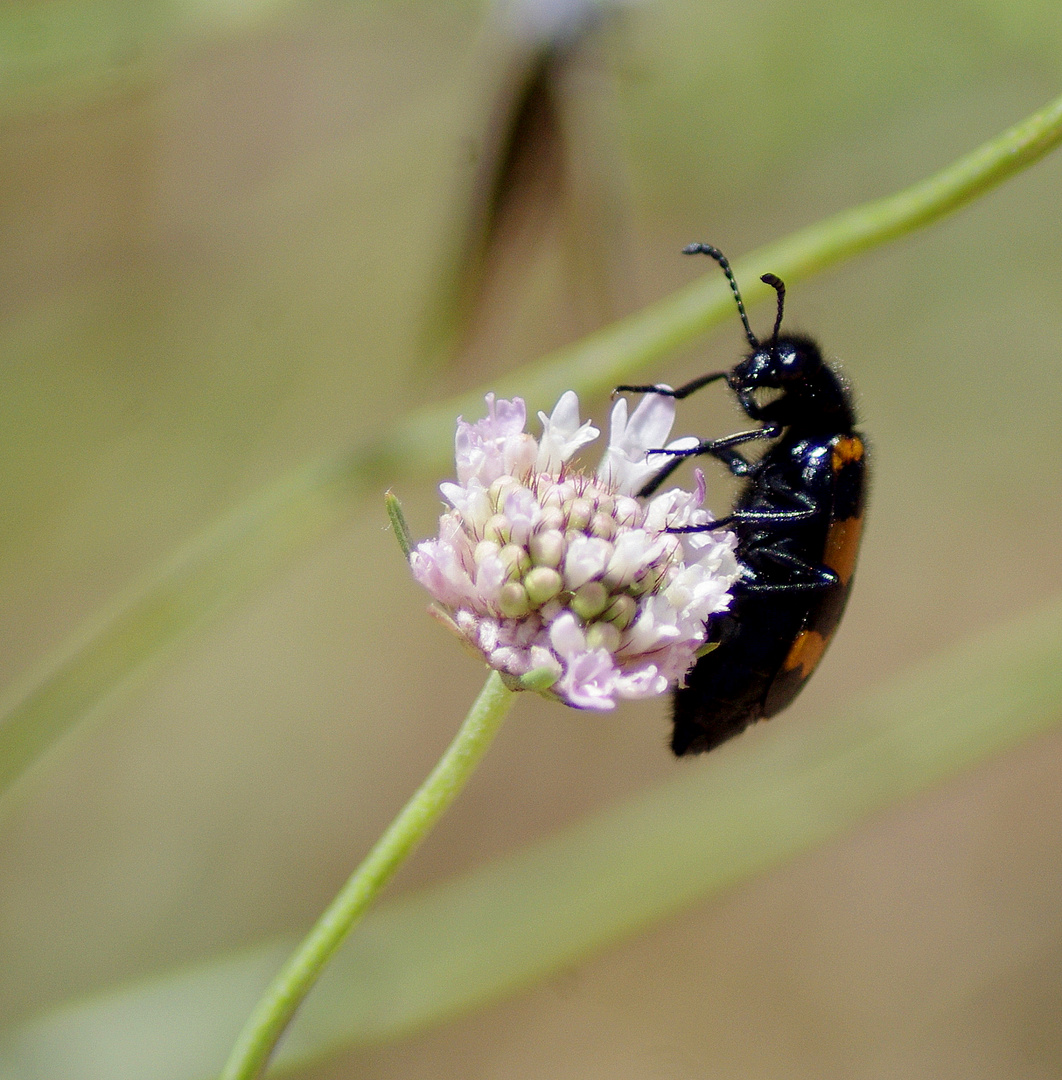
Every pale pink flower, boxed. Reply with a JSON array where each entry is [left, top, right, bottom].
[[409, 391, 740, 710]]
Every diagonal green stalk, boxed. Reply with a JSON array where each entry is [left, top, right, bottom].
[[217, 671, 515, 1080], [3, 91, 1062, 805]]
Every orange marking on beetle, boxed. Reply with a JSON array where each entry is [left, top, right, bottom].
[[823, 514, 863, 586], [782, 629, 829, 678], [830, 436, 864, 472]]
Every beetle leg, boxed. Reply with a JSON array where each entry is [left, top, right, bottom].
[[726, 505, 819, 525], [667, 515, 733, 534], [638, 424, 781, 497], [758, 474, 821, 508], [666, 478, 821, 533], [738, 577, 836, 595], [650, 425, 781, 461], [739, 546, 838, 593], [715, 475, 826, 526], [636, 451, 703, 497], [614, 370, 728, 400]]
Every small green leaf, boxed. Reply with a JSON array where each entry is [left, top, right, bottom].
[[518, 666, 560, 693], [384, 491, 414, 561]]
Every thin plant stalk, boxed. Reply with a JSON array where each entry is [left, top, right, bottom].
[[218, 671, 516, 1080]]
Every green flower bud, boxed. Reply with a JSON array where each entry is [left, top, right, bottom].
[[498, 582, 531, 619], [499, 543, 531, 579], [529, 528, 565, 567], [603, 593, 637, 629], [483, 513, 510, 544], [567, 497, 592, 532], [586, 621, 622, 653], [537, 506, 565, 532], [571, 580, 609, 620], [591, 511, 620, 539], [524, 566, 563, 605], [488, 475, 519, 508]]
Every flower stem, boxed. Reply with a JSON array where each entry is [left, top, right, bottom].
[[217, 670, 516, 1080]]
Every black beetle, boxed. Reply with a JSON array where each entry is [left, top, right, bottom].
[[617, 244, 867, 755]]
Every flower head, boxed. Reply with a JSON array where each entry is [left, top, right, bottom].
[[409, 391, 740, 710]]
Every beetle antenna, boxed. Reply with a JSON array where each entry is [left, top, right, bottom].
[[760, 273, 786, 354], [683, 243, 758, 349]]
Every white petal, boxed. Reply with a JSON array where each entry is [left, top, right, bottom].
[[641, 488, 691, 531], [685, 531, 740, 582], [481, 393, 528, 437], [489, 645, 521, 673], [528, 645, 563, 681], [619, 392, 677, 456], [536, 391, 600, 472], [455, 395, 529, 484], [410, 539, 474, 608], [597, 392, 692, 496], [503, 485, 540, 545], [548, 611, 588, 657], [477, 618, 501, 653], [555, 650, 621, 710], [613, 664, 669, 700], [623, 595, 683, 654], [563, 535, 613, 589], [503, 433, 539, 479], [474, 553, 507, 605], [605, 529, 666, 588], [441, 478, 491, 523]]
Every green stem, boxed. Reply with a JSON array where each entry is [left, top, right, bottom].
[[367, 89, 1062, 469], [217, 671, 516, 1080]]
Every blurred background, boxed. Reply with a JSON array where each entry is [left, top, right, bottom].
[[2, 0, 1062, 1076]]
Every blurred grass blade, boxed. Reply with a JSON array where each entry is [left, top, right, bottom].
[[0, 457, 368, 804], [419, 0, 634, 366], [3, 90, 1062, 806], [3, 596, 1062, 1079], [419, 28, 569, 363]]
